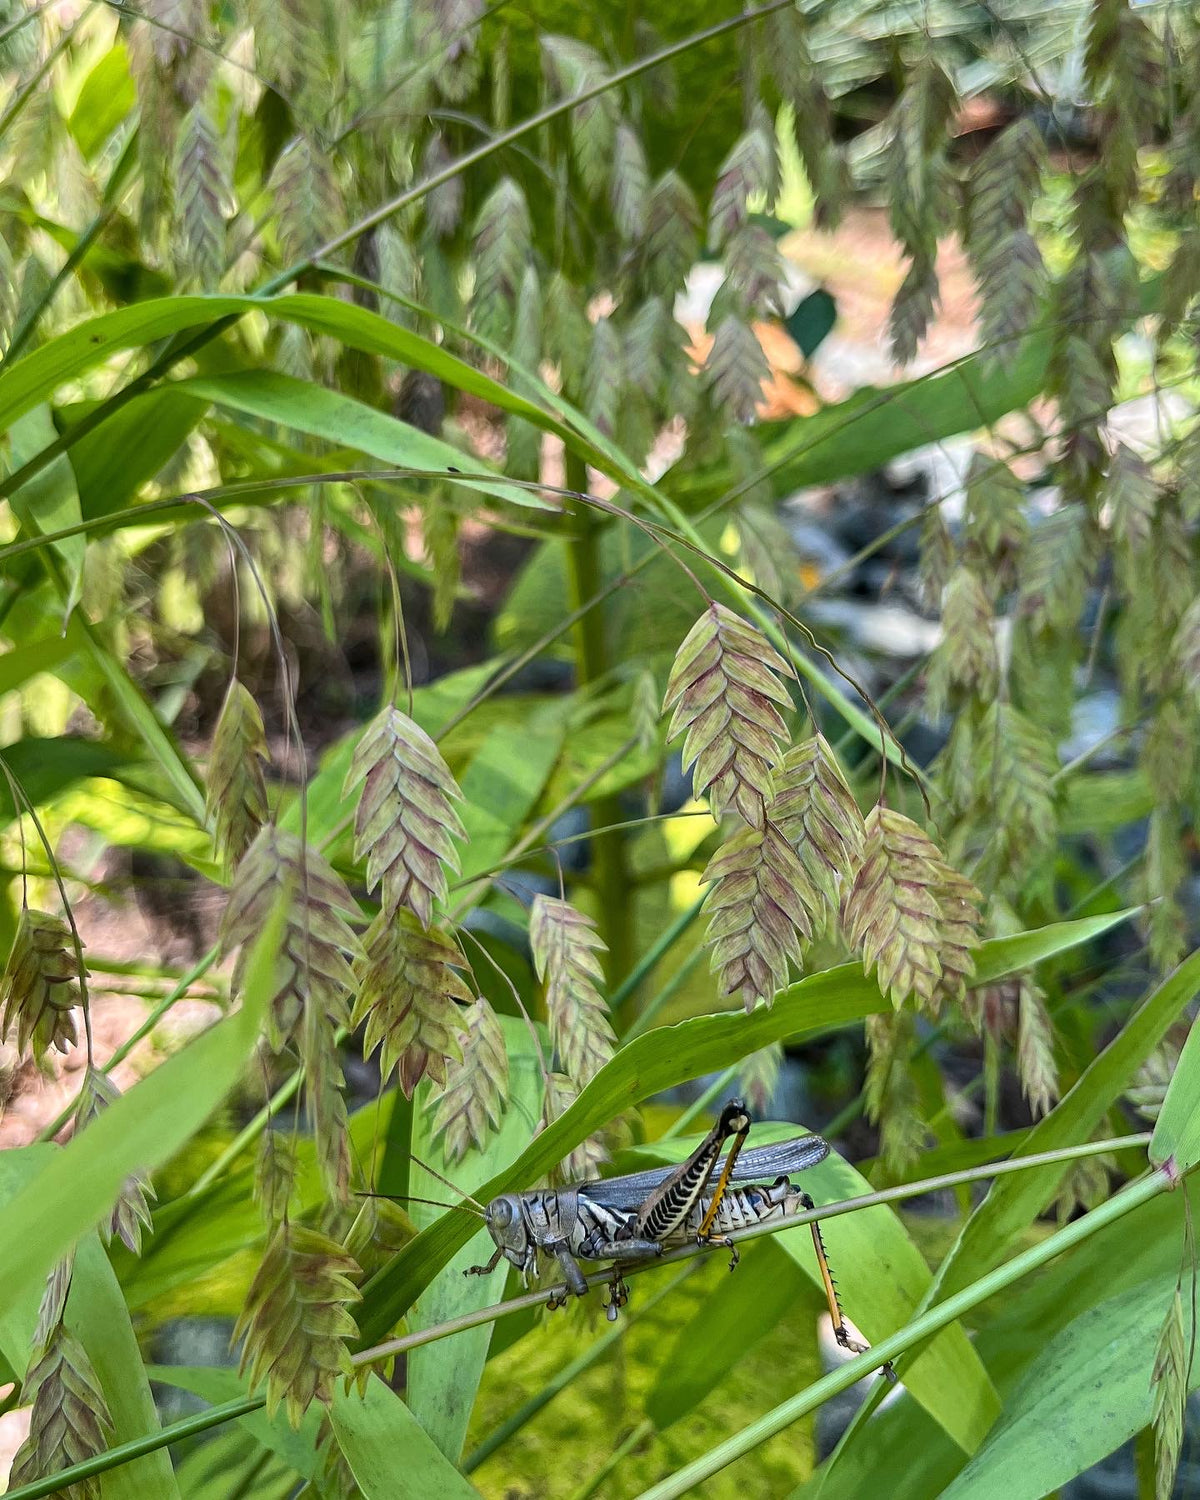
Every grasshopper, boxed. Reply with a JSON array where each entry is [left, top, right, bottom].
[[463, 1100, 877, 1362]]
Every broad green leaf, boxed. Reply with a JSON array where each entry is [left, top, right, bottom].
[[358, 912, 1133, 1342], [67, 42, 136, 159], [172, 1426, 297, 1500], [928, 945, 1200, 1309], [940, 1277, 1186, 1500], [0, 626, 79, 696], [176, 370, 554, 511], [455, 713, 566, 883], [406, 1019, 544, 1462], [801, 1178, 1198, 1500], [630, 1127, 1001, 1454], [147, 1365, 321, 1480], [0, 735, 129, 823], [330, 1375, 483, 1499], [0, 1149, 181, 1500], [64, 389, 206, 519], [1150, 1001, 1200, 1171], [0, 892, 280, 1310], [646, 1239, 809, 1430], [8, 404, 85, 618]]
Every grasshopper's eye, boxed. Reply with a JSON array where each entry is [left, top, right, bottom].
[[490, 1199, 513, 1228]]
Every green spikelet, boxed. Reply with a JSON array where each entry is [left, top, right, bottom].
[[0, 907, 82, 1063], [530, 896, 616, 1086], [428, 996, 509, 1162], [206, 678, 269, 867], [351, 910, 471, 1098], [8, 1325, 113, 1500], [234, 1222, 361, 1428], [663, 603, 794, 828], [343, 705, 466, 928]]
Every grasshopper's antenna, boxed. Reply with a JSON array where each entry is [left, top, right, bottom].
[[409, 1153, 489, 1214], [356, 1190, 485, 1219]]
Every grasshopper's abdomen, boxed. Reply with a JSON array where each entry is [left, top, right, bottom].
[[686, 1179, 803, 1237]]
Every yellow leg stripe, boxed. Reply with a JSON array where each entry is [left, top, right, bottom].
[[697, 1126, 749, 1238]]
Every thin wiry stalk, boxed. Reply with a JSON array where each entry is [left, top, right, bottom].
[[0, 1133, 1155, 1500]]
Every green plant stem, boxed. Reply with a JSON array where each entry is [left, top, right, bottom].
[[0, 1134, 1154, 1500], [623, 946, 708, 1040], [632, 1167, 1170, 1500], [662, 1067, 741, 1139], [569, 1420, 654, 1500], [562, 450, 632, 985], [612, 892, 706, 1030], [463, 1264, 694, 1473]]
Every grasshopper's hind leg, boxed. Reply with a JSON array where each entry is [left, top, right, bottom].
[[800, 1192, 897, 1383]]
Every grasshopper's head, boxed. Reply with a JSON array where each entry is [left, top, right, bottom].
[[484, 1193, 531, 1269]]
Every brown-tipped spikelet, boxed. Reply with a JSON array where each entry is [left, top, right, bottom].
[[352, 910, 470, 1099], [219, 826, 362, 1049], [343, 705, 466, 928], [530, 895, 616, 1086], [0, 907, 82, 1063], [206, 678, 269, 867], [77, 1069, 156, 1255], [32, 1253, 75, 1358], [844, 806, 980, 1015], [701, 821, 813, 1011], [772, 735, 865, 930], [8, 1325, 113, 1500], [543, 1071, 608, 1183], [234, 1222, 361, 1429], [429, 996, 509, 1163], [1152, 1289, 1187, 1500], [663, 603, 794, 828]]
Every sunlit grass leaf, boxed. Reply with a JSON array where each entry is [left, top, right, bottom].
[[77, 1069, 156, 1255]]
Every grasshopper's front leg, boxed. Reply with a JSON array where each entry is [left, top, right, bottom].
[[545, 1240, 589, 1309], [463, 1245, 505, 1278]]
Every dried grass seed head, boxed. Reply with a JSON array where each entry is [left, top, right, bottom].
[[663, 603, 794, 829], [343, 705, 466, 928]]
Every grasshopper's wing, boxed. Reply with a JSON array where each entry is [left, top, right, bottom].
[[580, 1135, 830, 1212]]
